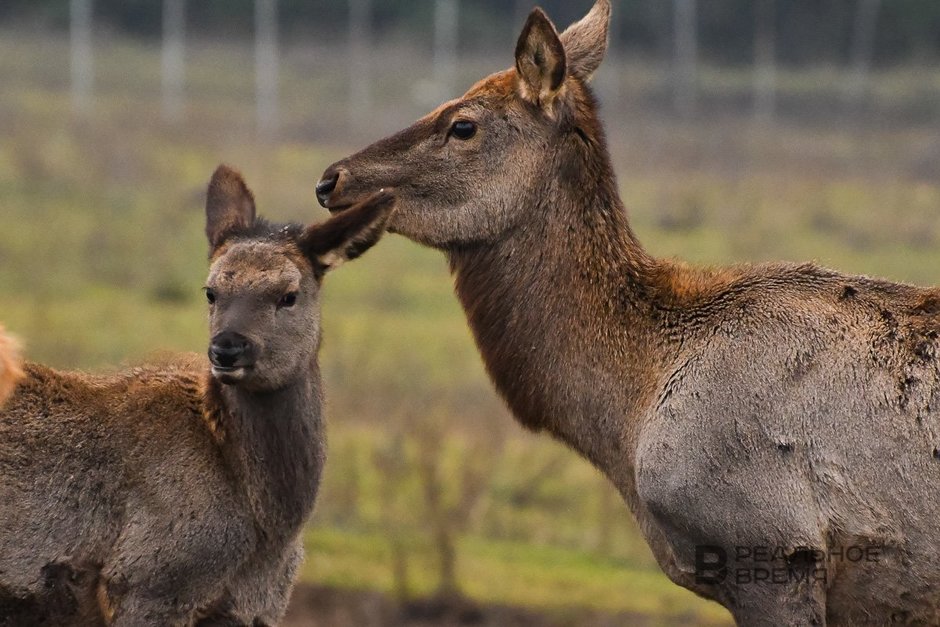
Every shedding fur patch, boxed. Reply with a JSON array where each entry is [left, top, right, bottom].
[[199, 374, 227, 444], [97, 579, 116, 625]]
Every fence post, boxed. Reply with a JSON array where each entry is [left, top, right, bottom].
[[753, 0, 776, 124], [514, 0, 529, 28], [433, 0, 459, 101], [255, 0, 279, 136], [844, 0, 881, 114], [162, 0, 186, 122], [349, 0, 372, 130], [672, 0, 697, 119], [70, 0, 94, 115]]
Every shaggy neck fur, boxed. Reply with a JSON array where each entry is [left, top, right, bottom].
[[448, 122, 668, 481], [204, 362, 324, 544]]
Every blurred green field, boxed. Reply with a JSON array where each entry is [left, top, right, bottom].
[[1, 30, 939, 626]]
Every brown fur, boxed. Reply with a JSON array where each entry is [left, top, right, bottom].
[[317, 1, 940, 624], [0, 167, 395, 626]]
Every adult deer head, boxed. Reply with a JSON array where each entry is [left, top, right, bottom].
[[317, 0, 612, 250]]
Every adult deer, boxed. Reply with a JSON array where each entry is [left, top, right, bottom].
[[0, 326, 22, 406], [316, 1, 940, 624], [0, 166, 395, 626]]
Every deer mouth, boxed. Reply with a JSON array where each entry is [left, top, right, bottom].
[[211, 365, 252, 385]]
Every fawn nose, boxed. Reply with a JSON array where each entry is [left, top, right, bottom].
[[209, 332, 253, 369], [316, 168, 343, 207]]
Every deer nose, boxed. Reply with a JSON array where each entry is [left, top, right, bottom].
[[316, 170, 340, 206], [209, 332, 253, 369]]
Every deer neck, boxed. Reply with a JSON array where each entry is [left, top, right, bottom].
[[447, 165, 664, 483], [206, 364, 324, 543]]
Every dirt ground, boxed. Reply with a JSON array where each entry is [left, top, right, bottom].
[[281, 584, 701, 627]]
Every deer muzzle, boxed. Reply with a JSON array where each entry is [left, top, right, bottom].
[[316, 166, 351, 211], [209, 331, 256, 383]]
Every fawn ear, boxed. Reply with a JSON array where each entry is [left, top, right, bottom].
[[560, 0, 611, 81], [300, 190, 397, 274], [515, 8, 566, 108], [205, 165, 256, 252]]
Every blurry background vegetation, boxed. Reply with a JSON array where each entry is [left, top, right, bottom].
[[1, 1, 938, 625]]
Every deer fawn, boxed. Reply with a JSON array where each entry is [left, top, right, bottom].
[[0, 166, 395, 626], [316, 1, 940, 624]]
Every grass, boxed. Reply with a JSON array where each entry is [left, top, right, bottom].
[[302, 526, 730, 625], [1, 27, 939, 625]]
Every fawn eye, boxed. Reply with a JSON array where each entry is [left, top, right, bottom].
[[277, 292, 298, 309], [450, 120, 477, 140], [205, 289, 216, 305]]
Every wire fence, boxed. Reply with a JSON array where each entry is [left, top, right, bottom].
[[52, 0, 940, 138]]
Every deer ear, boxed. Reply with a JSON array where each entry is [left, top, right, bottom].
[[560, 0, 611, 81], [515, 8, 566, 107], [205, 165, 256, 252], [300, 190, 397, 274]]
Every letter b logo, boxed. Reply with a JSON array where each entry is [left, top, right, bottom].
[[695, 545, 727, 585]]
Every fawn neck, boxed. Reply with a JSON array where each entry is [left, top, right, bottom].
[[448, 150, 665, 481], [207, 362, 324, 542]]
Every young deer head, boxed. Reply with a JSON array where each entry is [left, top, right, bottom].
[[206, 165, 395, 391], [316, 0, 612, 249]]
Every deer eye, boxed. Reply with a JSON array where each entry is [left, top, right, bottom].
[[277, 292, 298, 309], [205, 289, 216, 305], [450, 120, 477, 140]]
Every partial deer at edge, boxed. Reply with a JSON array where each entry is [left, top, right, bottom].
[[316, 1, 940, 624], [0, 326, 22, 407]]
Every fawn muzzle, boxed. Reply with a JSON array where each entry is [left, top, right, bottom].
[[209, 332, 255, 376]]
